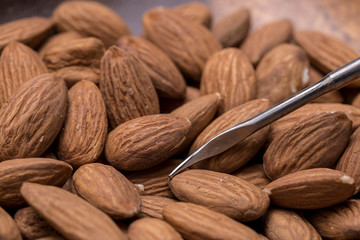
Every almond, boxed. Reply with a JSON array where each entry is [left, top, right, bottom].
[[56, 80, 107, 168], [163, 202, 260, 240], [173, 2, 212, 27], [0, 74, 67, 161], [39, 31, 83, 57], [105, 115, 190, 171], [200, 48, 255, 114], [54, 66, 99, 88], [139, 196, 176, 219], [0, 207, 22, 240], [263, 168, 355, 209], [100, 46, 159, 128], [169, 169, 270, 221], [160, 86, 201, 113], [20, 182, 127, 240], [53, 1, 130, 47], [231, 163, 271, 189], [73, 163, 141, 219], [143, 7, 221, 81]]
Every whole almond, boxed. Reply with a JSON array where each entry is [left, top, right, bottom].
[[105, 115, 190, 171], [0, 207, 22, 240], [143, 7, 221, 81], [116, 35, 186, 99], [139, 196, 176, 219], [54, 66, 99, 88], [263, 208, 321, 240], [241, 19, 292, 65], [232, 163, 271, 190], [39, 31, 83, 57], [0, 158, 72, 208], [263, 168, 355, 209], [200, 48, 255, 114], [173, 2, 212, 27], [73, 163, 141, 219], [256, 43, 309, 104], [20, 182, 127, 240], [100, 46, 159, 128], [160, 86, 201, 113], [128, 218, 182, 240], [0, 74, 67, 161], [56, 80, 107, 168], [0, 41, 48, 107], [163, 202, 260, 240], [264, 112, 352, 180], [53, 1, 130, 47], [169, 169, 270, 221]]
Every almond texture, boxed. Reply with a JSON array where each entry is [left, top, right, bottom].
[[139, 196, 176, 219], [173, 2, 211, 27], [128, 218, 182, 240], [0, 207, 22, 240]]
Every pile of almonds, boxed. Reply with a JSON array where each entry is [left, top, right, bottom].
[[1, 1, 360, 240]]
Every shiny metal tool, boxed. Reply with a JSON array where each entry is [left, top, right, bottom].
[[169, 57, 360, 178]]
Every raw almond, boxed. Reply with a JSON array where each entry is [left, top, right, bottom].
[[143, 7, 221, 81], [169, 169, 270, 221], [200, 48, 255, 114], [139, 196, 176, 219], [39, 31, 83, 57], [0, 74, 67, 161], [231, 163, 271, 189], [263, 168, 355, 209], [105, 115, 190, 171], [0, 207, 22, 240], [173, 2, 212, 27], [73, 163, 141, 219], [56, 80, 107, 168], [160, 86, 201, 113], [100, 46, 159, 128], [20, 182, 127, 240], [54, 66, 99, 88]]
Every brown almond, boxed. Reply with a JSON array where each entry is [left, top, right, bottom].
[[53, 1, 130, 47], [39, 31, 83, 57], [54, 66, 99, 88], [212, 8, 250, 47], [173, 2, 212, 27], [241, 19, 292, 65], [105, 115, 190, 171], [0, 17, 53, 50], [169, 169, 270, 221], [139, 196, 176, 219], [263, 168, 355, 209], [116, 35, 186, 99], [201, 48, 255, 114], [73, 163, 141, 219], [163, 202, 260, 240], [56, 80, 107, 168], [128, 217, 182, 240], [100, 46, 159, 128], [0, 74, 67, 161], [352, 93, 360, 108], [231, 163, 271, 190], [0, 41, 48, 107], [143, 7, 221, 81], [160, 86, 201, 113], [0, 207, 22, 240], [190, 99, 270, 173], [264, 112, 352, 180]]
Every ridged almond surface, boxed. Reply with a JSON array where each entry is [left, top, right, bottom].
[[308, 199, 360, 239], [139, 196, 176, 219], [263, 208, 321, 240], [190, 99, 270, 173], [0, 74, 67, 161], [169, 169, 270, 221], [54, 66, 99, 88], [128, 218, 183, 240], [20, 182, 126, 240], [232, 163, 271, 189], [105, 115, 190, 171], [143, 7, 221, 81], [201, 48, 255, 114], [0, 207, 22, 240], [212, 8, 250, 47], [39, 31, 83, 57], [100, 46, 159, 128], [53, 1, 130, 47], [0, 17, 53, 50], [256, 43, 309, 104], [163, 202, 260, 240], [241, 19, 292, 65], [0, 41, 48, 107], [56, 80, 107, 168], [173, 2, 211, 27], [263, 168, 355, 209], [264, 112, 352, 180], [0, 158, 72, 208], [116, 36, 186, 99], [73, 163, 141, 219]]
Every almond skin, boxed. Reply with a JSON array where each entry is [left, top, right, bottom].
[[139, 196, 176, 219], [163, 202, 260, 240], [0, 207, 22, 240], [0, 74, 67, 161], [100, 46, 159, 129], [143, 7, 221, 81], [56, 80, 107, 168], [169, 169, 270, 222], [73, 163, 141, 219], [160, 86, 201, 113], [20, 182, 127, 240], [263, 168, 355, 209], [54, 66, 99, 88], [173, 2, 212, 27], [232, 163, 271, 190], [39, 31, 83, 57], [105, 115, 190, 171], [264, 112, 352, 180], [200, 48, 255, 114]]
